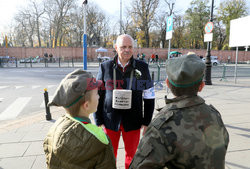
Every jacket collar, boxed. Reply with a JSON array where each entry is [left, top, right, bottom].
[[72, 115, 91, 124], [164, 95, 205, 110], [113, 54, 136, 70]]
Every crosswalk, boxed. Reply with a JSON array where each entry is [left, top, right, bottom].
[[0, 97, 32, 120], [0, 86, 8, 89], [0, 85, 57, 121]]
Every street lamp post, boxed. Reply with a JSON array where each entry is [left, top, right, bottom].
[[83, 0, 88, 70], [120, 0, 122, 34], [204, 0, 214, 85]]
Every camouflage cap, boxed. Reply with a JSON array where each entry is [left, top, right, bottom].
[[166, 54, 205, 88], [48, 69, 102, 108]]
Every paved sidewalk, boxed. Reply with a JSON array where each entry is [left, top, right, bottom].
[[0, 77, 250, 169]]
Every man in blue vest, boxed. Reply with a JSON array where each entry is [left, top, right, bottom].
[[94, 34, 155, 169]]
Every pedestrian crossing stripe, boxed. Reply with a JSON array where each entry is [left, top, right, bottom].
[[32, 85, 41, 89], [0, 97, 32, 120], [47, 85, 56, 88], [0, 86, 8, 89], [15, 86, 24, 89]]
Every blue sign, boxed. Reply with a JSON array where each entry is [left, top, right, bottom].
[[166, 16, 173, 32]]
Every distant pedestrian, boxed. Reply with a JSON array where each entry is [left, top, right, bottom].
[[151, 53, 155, 63], [43, 69, 116, 169], [130, 54, 229, 169], [44, 52, 48, 67], [155, 54, 159, 62], [228, 55, 231, 63], [49, 53, 53, 63], [137, 53, 140, 60]]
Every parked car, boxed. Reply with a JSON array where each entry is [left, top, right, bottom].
[[97, 56, 111, 62], [20, 56, 40, 63], [202, 56, 220, 66], [169, 51, 182, 58]]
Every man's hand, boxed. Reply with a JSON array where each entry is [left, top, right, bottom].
[[142, 125, 148, 135]]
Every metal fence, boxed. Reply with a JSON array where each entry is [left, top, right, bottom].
[[1, 57, 250, 81], [0, 57, 90, 68], [148, 61, 250, 82]]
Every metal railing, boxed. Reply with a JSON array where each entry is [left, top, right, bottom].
[[1, 57, 250, 80]]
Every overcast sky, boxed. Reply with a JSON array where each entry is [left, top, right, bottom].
[[0, 0, 249, 36]]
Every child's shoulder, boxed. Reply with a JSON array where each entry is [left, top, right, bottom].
[[65, 114, 109, 145]]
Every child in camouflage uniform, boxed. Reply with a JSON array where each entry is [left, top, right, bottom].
[[43, 69, 116, 169], [130, 54, 229, 169]]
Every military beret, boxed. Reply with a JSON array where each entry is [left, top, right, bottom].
[[48, 69, 102, 108], [166, 54, 205, 88]]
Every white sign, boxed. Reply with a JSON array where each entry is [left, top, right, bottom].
[[166, 16, 173, 40], [229, 15, 250, 47], [204, 33, 213, 42], [112, 90, 132, 109], [166, 31, 173, 40]]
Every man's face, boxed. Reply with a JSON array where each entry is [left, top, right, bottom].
[[115, 36, 133, 62]]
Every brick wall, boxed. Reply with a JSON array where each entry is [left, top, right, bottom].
[[0, 47, 249, 63]]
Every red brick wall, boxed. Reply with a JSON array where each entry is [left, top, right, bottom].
[[0, 47, 249, 63]]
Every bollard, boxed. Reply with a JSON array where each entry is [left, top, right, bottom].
[[15, 58, 18, 67], [30, 58, 32, 68], [220, 64, 227, 81], [152, 71, 154, 82], [157, 63, 160, 82], [44, 88, 52, 120], [59, 57, 61, 67], [72, 58, 74, 67]]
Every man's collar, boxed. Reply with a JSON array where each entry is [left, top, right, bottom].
[[113, 55, 136, 69], [117, 57, 130, 69]]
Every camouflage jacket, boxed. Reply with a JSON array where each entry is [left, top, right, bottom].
[[129, 95, 229, 169]]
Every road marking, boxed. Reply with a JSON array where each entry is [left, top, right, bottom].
[[0, 97, 32, 120], [15, 86, 24, 89], [40, 96, 53, 108], [0, 86, 8, 89], [47, 85, 56, 88], [32, 85, 41, 89]]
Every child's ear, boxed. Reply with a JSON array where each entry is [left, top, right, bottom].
[[82, 101, 89, 110], [198, 81, 205, 92], [166, 78, 170, 88]]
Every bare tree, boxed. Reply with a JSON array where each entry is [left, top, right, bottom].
[[130, 0, 159, 47], [14, 9, 36, 47], [29, 0, 45, 47], [86, 3, 109, 47], [44, 0, 75, 48], [153, 0, 176, 48]]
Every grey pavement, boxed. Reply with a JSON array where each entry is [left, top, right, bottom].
[[0, 77, 250, 169]]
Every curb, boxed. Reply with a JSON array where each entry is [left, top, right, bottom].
[[0, 107, 64, 134]]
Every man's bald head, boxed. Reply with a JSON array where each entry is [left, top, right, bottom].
[[115, 34, 134, 64], [116, 34, 134, 46]]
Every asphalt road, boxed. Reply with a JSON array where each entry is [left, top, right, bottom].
[[0, 62, 250, 124], [0, 66, 99, 124]]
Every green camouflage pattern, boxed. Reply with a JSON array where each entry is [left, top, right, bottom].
[[130, 95, 229, 169]]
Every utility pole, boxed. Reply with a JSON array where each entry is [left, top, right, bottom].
[[83, 0, 88, 70], [120, 0, 122, 34], [204, 0, 214, 85]]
